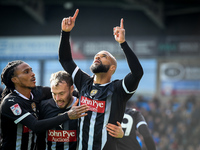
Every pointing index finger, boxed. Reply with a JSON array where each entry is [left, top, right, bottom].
[[72, 9, 79, 20], [120, 18, 124, 29]]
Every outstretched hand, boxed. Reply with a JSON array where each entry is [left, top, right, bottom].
[[113, 18, 125, 44], [62, 9, 79, 32], [67, 98, 89, 120], [106, 121, 124, 138]]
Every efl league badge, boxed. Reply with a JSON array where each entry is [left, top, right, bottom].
[[31, 102, 36, 112], [10, 103, 22, 116], [90, 89, 98, 97]]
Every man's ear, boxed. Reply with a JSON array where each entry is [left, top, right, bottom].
[[11, 76, 18, 84], [110, 65, 116, 74], [70, 85, 74, 94]]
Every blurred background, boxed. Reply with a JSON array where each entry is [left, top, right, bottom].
[[0, 0, 200, 149]]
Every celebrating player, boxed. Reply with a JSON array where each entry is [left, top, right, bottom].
[[58, 9, 143, 150]]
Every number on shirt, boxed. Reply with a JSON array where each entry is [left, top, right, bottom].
[[121, 114, 133, 136]]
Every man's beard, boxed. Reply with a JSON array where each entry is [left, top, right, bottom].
[[64, 94, 72, 109], [90, 63, 110, 73], [27, 86, 36, 90]]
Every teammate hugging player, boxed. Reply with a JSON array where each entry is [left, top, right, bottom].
[[0, 61, 88, 150]]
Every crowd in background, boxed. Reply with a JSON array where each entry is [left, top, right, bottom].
[[129, 94, 200, 150]]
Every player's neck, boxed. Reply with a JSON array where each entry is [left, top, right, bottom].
[[14, 86, 32, 99], [93, 73, 111, 84], [66, 96, 74, 109]]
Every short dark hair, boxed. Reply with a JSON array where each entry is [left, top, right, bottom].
[[1, 60, 24, 99], [50, 71, 73, 87]]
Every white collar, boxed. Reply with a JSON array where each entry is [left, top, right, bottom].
[[14, 89, 34, 100], [93, 82, 111, 86]]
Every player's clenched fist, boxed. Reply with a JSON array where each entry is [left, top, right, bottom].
[[62, 9, 79, 32]]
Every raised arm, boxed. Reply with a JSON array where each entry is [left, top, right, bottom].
[[114, 19, 143, 93], [58, 9, 79, 75]]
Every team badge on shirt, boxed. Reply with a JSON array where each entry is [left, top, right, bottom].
[[10, 103, 22, 115], [31, 102, 36, 112], [90, 89, 98, 97]]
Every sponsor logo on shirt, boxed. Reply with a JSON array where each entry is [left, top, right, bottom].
[[80, 96, 105, 113], [48, 130, 77, 142], [23, 126, 31, 133], [10, 103, 22, 115], [31, 102, 36, 112]]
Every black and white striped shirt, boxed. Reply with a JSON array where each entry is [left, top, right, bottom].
[[59, 31, 143, 150], [38, 97, 78, 150]]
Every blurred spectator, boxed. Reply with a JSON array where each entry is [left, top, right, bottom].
[[127, 94, 200, 150]]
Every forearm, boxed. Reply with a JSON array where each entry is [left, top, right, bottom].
[[138, 125, 156, 150], [121, 42, 144, 92], [21, 112, 69, 133], [58, 31, 76, 74], [120, 41, 143, 78], [143, 136, 156, 150]]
